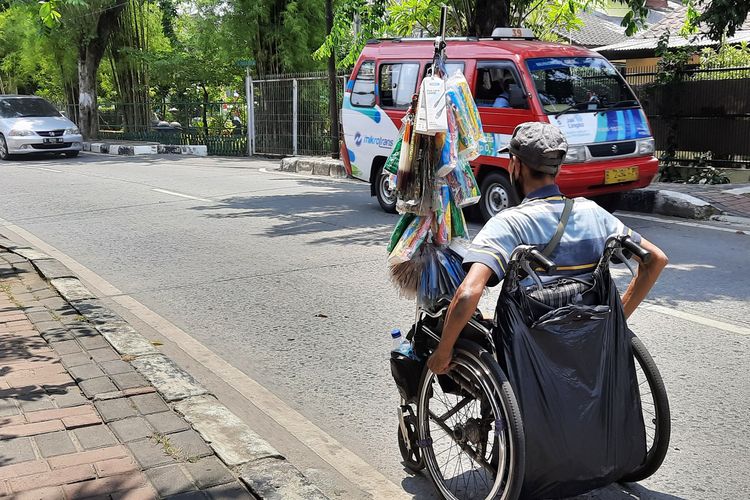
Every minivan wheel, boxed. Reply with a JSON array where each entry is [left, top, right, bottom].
[[377, 171, 398, 213], [0, 134, 11, 161], [479, 171, 519, 222]]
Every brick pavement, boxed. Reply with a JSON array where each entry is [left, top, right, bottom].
[[0, 252, 253, 499], [651, 182, 750, 218]]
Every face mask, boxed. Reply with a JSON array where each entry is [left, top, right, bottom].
[[510, 160, 525, 200]]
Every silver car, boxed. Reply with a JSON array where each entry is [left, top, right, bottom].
[[0, 95, 84, 160]]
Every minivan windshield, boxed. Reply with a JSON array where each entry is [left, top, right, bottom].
[[0, 97, 61, 119], [526, 57, 638, 115]]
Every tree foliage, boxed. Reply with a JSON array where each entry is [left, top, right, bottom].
[[314, 0, 657, 67]]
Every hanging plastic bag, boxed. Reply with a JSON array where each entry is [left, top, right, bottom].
[[433, 184, 452, 246], [445, 159, 481, 207], [449, 200, 468, 239], [435, 108, 458, 177], [387, 214, 432, 265], [383, 135, 402, 175], [387, 213, 416, 253]]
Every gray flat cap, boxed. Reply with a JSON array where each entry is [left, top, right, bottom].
[[499, 122, 568, 174]]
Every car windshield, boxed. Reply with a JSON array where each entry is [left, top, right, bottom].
[[526, 57, 638, 114], [0, 97, 61, 119]]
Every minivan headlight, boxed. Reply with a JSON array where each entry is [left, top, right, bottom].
[[637, 138, 655, 155], [65, 127, 81, 135], [9, 129, 36, 137], [564, 145, 586, 163]]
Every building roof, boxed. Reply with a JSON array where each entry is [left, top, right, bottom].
[[554, 11, 628, 48], [595, 5, 750, 58]]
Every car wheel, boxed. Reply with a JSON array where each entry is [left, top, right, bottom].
[[479, 171, 519, 222], [64, 151, 80, 158], [0, 134, 12, 161], [376, 171, 398, 213]]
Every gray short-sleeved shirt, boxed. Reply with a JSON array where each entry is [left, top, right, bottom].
[[463, 184, 641, 286]]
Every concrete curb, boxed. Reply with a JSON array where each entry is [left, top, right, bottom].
[[279, 156, 348, 178], [83, 142, 208, 157], [621, 188, 721, 220], [0, 234, 329, 500]]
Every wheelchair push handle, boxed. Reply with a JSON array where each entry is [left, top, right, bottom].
[[529, 248, 557, 273], [621, 236, 651, 264]]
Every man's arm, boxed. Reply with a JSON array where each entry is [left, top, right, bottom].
[[621, 237, 668, 318], [426, 263, 494, 375]]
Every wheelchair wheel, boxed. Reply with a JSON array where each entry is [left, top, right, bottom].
[[417, 340, 525, 500], [398, 406, 425, 473], [622, 336, 671, 482]]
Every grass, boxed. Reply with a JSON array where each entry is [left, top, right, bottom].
[[0, 283, 24, 309]]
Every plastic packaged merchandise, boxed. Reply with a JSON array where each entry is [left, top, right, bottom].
[[383, 135, 402, 175], [386, 63, 483, 307], [445, 159, 481, 207], [387, 214, 433, 265], [387, 213, 416, 253], [433, 183, 452, 246]]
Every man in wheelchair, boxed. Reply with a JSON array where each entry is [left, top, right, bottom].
[[427, 121, 668, 374]]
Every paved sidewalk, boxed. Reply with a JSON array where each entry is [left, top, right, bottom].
[[0, 251, 252, 499], [650, 182, 750, 218]]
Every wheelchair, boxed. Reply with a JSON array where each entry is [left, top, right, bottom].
[[392, 235, 671, 500]]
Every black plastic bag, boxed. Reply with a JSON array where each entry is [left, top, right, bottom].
[[494, 269, 646, 499]]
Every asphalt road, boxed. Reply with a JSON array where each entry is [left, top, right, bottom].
[[1, 153, 748, 500]]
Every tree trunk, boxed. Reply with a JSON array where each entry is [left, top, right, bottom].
[[78, 49, 99, 140], [201, 83, 209, 134], [326, 0, 339, 158], [469, 0, 510, 36], [76, 4, 128, 140]]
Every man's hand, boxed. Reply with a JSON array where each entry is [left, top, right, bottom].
[[427, 346, 453, 375], [622, 237, 668, 319], [425, 263, 493, 374]]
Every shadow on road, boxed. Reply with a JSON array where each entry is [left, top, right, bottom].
[[399, 471, 685, 500], [191, 179, 395, 247]]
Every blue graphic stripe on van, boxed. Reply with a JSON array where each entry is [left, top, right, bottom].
[[626, 109, 637, 139], [346, 80, 354, 91], [347, 148, 356, 162], [342, 95, 382, 124]]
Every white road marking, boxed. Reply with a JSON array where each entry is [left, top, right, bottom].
[[151, 188, 213, 203], [618, 212, 747, 233], [723, 186, 750, 195], [639, 302, 750, 336], [13, 166, 64, 173], [0, 222, 410, 499]]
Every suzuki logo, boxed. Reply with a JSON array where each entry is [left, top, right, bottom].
[[611, 144, 619, 154]]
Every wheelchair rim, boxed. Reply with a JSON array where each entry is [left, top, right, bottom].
[[418, 355, 515, 500]]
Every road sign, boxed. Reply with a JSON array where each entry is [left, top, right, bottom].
[[236, 59, 255, 68]]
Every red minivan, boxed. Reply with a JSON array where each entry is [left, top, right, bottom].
[[340, 30, 658, 221]]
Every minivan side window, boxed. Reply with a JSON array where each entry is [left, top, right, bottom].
[[379, 63, 420, 108], [351, 61, 376, 107], [423, 62, 466, 78], [474, 61, 528, 109]]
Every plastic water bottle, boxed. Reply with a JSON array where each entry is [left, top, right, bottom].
[[391, 329, 413, 358]]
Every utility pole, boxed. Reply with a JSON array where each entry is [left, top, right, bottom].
[[326, 0, 340, 159]]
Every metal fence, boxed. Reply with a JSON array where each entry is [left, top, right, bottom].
[[252, 71, 347, 156], [80, 71, 347, 157], [625, 64, 750, 166]]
